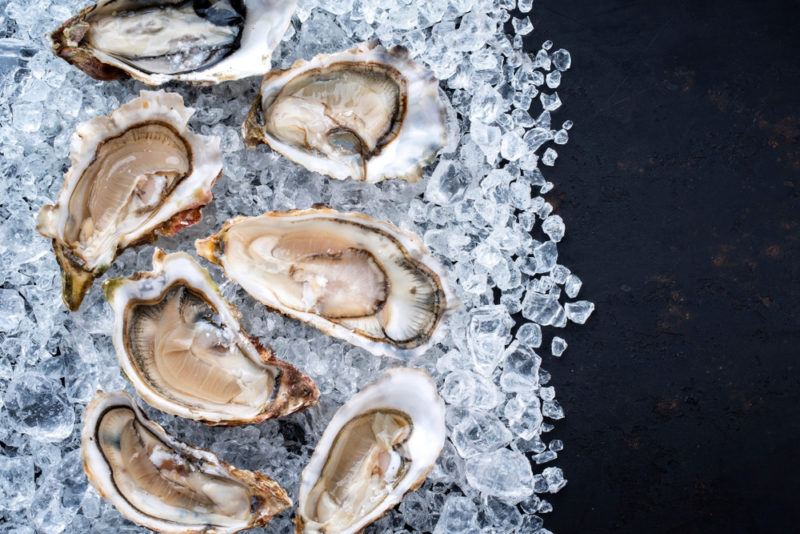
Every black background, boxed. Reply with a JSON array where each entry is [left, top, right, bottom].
[[531, 1, 800, 532]]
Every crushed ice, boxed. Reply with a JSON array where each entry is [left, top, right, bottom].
[[0, 0, 593, 532]]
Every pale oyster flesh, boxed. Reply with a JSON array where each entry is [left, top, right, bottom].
[[87, 0, 246, 75], [52, 0, 297, 84], [106, 250, 318, 425], [305, 410, 412, 528], [196, 209, 450, 357], [82, 391, 291, 533], [245, 42, 447, 183], [36, 90, 221, 310], [66, 122, 190, 260], [296, 368, 446, 534], [263, 64, 405, 180]]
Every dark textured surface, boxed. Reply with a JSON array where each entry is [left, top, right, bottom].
[[532, 1, 800, 532]]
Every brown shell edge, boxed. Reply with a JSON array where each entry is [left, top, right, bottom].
[[50, 7, 130, 82]]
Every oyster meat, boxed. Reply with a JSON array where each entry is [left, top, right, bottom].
[[244, 41, 447, 183], [82, 390, 291, 533], [295, 368, 446, 534], [37, 90, 221, 310], [196, 208, 451, 358], [104, 249, 319, 425], [52, 0, 296, 85]]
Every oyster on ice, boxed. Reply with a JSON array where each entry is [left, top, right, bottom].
[[82, 390, 292, 533], [104, 249, 319, 425], [244, 41, 447, 183], [37, 90, 221, 311], [196, 208, 451, 358], [295, 368, 446, 534], [52, 0, 296, 85]]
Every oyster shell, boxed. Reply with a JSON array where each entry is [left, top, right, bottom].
[[52, 0, 296, 85], [37, 90, 221, 311], [244, 41, 447, 183], [104, 249, 319, 425], [82, 390, 291, 533], [195, 208, 451, 358], [295, 368, 445, 534]]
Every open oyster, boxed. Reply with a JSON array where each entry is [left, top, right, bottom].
[[37, 90, 221, 311], [196, 208, 451, 358], [104, 249, 318, 425], [52, 0, 296, 85], [295, 368, 445, 534], [82, 390, 292, 533], [244, 41, 447, 183]]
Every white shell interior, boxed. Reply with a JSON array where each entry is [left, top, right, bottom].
[[72, 0, 297, 85], [256, 42, 447, 183], [36, 90, 221, 272], [196, 208, 452, 358], [296, 368, 446, 534], [81, 391, 277, 534], [105, 250, 287, 424]]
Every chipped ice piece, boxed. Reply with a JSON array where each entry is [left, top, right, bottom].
[[534, 241, 558, 272], [468, 305, 515, 375], [536, 111, 551, 130], [442, 370, 504, 410], [0, 289, 26, 333], [549, 439, 564, 452], [513, 16, 534, 35], [550, 336, 567, 357], [542, 215, 565, 242], [470, 83, 506, 124], [533, 449, 558, 464], [523, 127, 554, 152], [564, 274, 583, 298], [434, 495, 479, 534], [552, 48, 572, 71], [565, 300, 595, 324], [3, 372, 75, 442], [538, 386, 554, 402], [563, 119, 574, 130], [504, 395, 543, 440], [533, 49, 551, 70], [512, 108, 536, 128], [542, 40, 553, 50], [537, 500, 554, 514], [554, 128, 569, 144], [516, 322, 543, 348], [465, 448, 534, 502], [551, 265, 571, 284], [451, 411, 513, 458], [470, 121, 502, 162], [425, 159, 469, 205], [541, 147, 558, 166], [542, 467, 568, 493], [501, 342, 542, 392], [545, 70, 561, 88], [522, 292, 564, 326], [501, 131, 526, 161], [0, 455, 35, 511], [540, 92, 562, 111], [542, 399, 565, 420], [518, 0, 534, 12]]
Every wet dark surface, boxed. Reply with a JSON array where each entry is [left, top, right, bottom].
[[531, 1, 800, 532]]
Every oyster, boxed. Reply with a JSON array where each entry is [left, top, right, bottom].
[[104, 249, 319, 425], [244, 41, 447, 183], [196, 208, 451, 358], [52, 0, 296, 85], [37, 90, 221, 311], [295, 368, 445, 534], [82, 390, 291, 533]]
